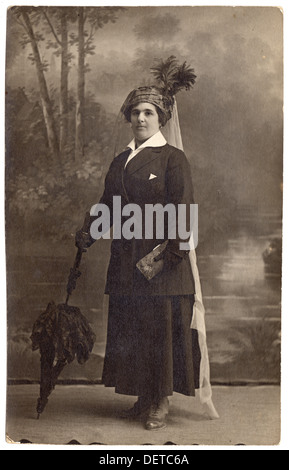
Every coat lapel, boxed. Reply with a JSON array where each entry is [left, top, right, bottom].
[[117, 149, 131, 202], [124, 146, 163, 176]]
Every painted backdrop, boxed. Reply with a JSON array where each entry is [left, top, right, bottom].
[[5, 6, 282, 384]]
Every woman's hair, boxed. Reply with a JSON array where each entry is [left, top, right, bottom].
[[125, 103, 167, 127]]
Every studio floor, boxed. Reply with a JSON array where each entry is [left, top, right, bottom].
[[5, 384, 281, 447]]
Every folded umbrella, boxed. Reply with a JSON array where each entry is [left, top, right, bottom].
[[31, 213, 96, 419]]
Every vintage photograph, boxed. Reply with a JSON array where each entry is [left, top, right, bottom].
[[5, 5, 283, 446]]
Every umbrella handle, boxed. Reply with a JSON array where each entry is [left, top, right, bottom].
[[65, 212, 91, 304], [65, 249, 82, 304]]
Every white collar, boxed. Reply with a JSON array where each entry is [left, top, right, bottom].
[[127, 131, 167, 151]]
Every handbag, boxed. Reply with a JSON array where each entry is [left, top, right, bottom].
[[136, 241, 168, 281]]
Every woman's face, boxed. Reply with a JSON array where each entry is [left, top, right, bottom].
[[130, 102, 161, 145]]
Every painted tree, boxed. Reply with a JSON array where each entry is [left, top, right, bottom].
[[12, 7, 60, 164], [42, 7, 77, 155], [74, 7, 85, 162], [70, 7, 125, 162], [10, 6, 125, 163]]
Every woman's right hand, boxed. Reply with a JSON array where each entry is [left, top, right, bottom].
[[75, 229, 94, 252]]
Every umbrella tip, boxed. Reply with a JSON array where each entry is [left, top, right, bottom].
[[37, 413, 40, 420]]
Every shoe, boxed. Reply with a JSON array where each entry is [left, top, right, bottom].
[[145, 397, 169, 430], [120, 396, 151, 419]]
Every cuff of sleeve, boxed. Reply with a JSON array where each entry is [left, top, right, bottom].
[[167, 241, 189, 258]]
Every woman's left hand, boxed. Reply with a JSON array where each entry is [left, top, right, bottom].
[[154, 249, 182, 272]]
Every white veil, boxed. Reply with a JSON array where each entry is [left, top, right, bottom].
[[161, 99, 184, 150], [163, 100, 219, 419]]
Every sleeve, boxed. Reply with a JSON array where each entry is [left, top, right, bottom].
[[165, 148, 195, 258], [81, 159, 117, 244]]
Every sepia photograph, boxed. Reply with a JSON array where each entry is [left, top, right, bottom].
[[4, 3, 283, 448]]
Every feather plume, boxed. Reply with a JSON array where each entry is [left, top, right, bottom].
[[150, 55, 196, 97]]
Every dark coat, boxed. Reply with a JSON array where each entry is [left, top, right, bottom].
[[93, 143, 195, 296]]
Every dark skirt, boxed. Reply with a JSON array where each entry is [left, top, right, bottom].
[[102, 294, 201, 398]]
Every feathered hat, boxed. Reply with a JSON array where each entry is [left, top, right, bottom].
[[121, 56, 196, 126]]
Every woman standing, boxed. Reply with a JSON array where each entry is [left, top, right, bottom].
[[76, 58, 218, 430]]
